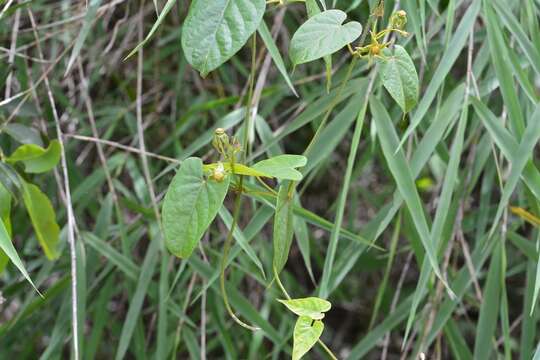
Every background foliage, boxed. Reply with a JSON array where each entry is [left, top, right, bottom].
[[1, 0, 540, 358]]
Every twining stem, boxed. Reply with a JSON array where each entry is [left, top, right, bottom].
[[273, 267, 338, 360], [219, 33, 260, 331]]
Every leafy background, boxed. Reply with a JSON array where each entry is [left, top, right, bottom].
[[1, 0, 540, 359]]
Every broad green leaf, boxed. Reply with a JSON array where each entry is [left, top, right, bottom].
[[379, 45, 419, 113], [3, 123, 43, 146], [7, 140, 61, 174], [273, 180, 294, 273], [162, 157, 230, 258], [203, 162, 269, 178], [277, 297, 331, 320], [22, 181, 60, 260], [181, 0, 266, 76], [0, 218, 40, 293], [292, 316, 324, 360], [252, 155, 307, 181], [289, 10, 362, 66]]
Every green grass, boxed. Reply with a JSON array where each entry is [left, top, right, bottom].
[[1, 0, 540, 358]]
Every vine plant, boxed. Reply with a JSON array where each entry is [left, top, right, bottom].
[[160, 0, 419, 358]]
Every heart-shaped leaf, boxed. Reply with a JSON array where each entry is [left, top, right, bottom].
[[181, 0, 266, 76], [252, 155, 307, 181], [162, 157, 230, 258], [289, 10, 362, 66], [292, 316, 324, 360], [379, 45, 419, 113], [7, 140, 61, 174], [273, 180, 294, 273], [278, 297, 331, 320], [22, 182, 60, 260]]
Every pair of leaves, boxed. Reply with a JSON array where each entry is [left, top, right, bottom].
[[163, 155, 308, 259], [279, 297, 331, 359], [289, 9, 362, 66], [278, 297, 331, 320], [204, 154, 307, 181], [6, 140, 61, 174], [379, 45, 419, 113], [181, 0, 266, 76]]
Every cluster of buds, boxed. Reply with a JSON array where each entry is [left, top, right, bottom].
[[210, 128, 242, 182], [390, 10, 408, 31]]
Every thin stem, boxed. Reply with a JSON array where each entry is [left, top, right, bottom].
[[219, 33, 260, 332]]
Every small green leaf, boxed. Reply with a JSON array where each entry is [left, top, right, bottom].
[[273, 180, 294, 273], [292, 316, 324, 360], [162, 157, 230, 258], [7, 140, 61, 174], [252, 155, 307, 181], [277, 297, 331, 320], [289, 10, 362, 66], [22, 181, 60, 260], [0, 218, 40, 293], [379, 45, 419, 113], [181, 0, 266, 76]]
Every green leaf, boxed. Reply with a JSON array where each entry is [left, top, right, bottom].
[[181, 0, 266, 76], [162, 157, 230, 258], [0, 218, 40, 293], [22, 181, 60, 260], [292, 316, 324, 360], [277, 297, 331, 320], [252, 155, 307, 181], [289, 10, 362, 66], [3, 123, 43, 146], [7, 140, 61, 174], [273, 180, 294, 273], [379, 45, 419, 113]]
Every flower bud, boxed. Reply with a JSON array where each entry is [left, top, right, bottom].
[[212, 128, 230, 157], [390, 10, 407, 30]]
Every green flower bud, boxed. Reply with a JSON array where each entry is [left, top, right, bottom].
[[212, 128, 230, 157], [390, 10, 407, 30]]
